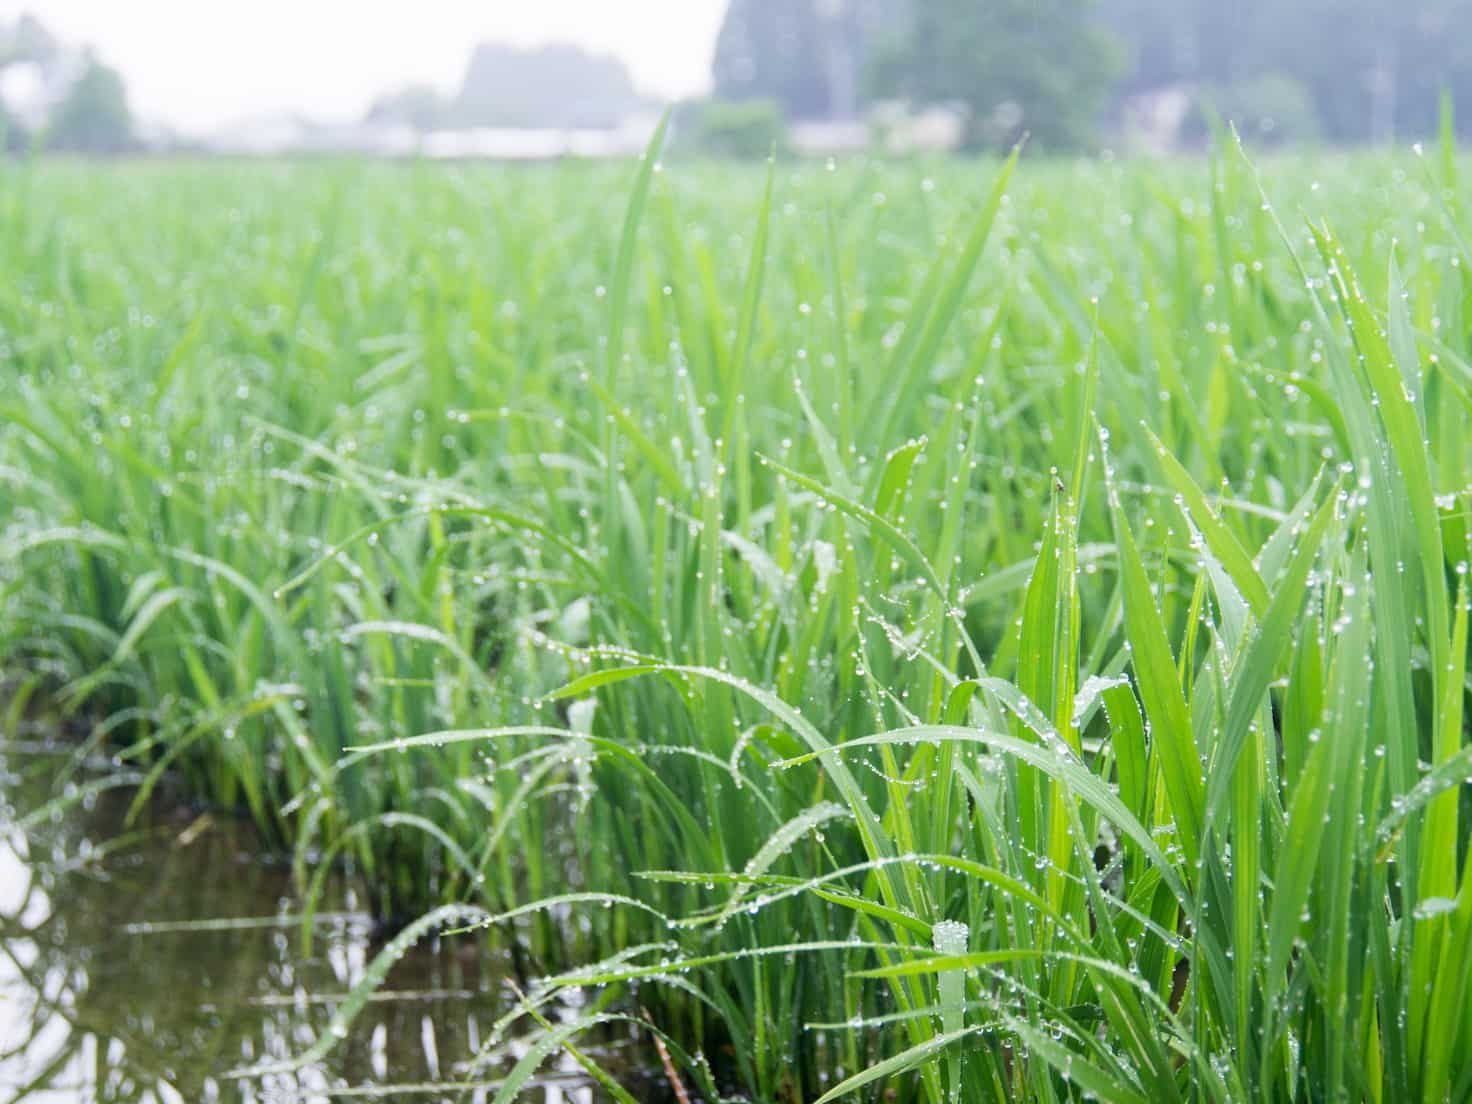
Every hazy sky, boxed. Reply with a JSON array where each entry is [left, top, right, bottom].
[[2, 1, 728, 133]]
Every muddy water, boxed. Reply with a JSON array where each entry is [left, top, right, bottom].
[[0, 736, 645, 1103]]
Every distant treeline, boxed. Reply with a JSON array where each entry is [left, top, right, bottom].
[[8, 1, 1471, 155], [712, 0, 1472, 150], [367, 43, 645, 133], [0, 14, 133, 153]]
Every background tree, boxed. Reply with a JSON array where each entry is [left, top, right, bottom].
[[1181, 73, 1323, 148], [455, 43, 641, 128], [713, 0, 907, 120], [46, 55, 132, 153], [1278, 0, 1472, 142], [0, 101, 26, 152], [689, 97, 788, 158], [0, 13, 59, 67], [1099, 0, 1472, 142], [869, 0, 1124, 151], [712, 0, 831, 119], [365, 84, 448, 131]]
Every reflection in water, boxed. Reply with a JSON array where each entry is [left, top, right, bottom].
[[0, 738, 616, 1103]]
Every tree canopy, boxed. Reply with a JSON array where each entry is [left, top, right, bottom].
[[869, 0, 1122, 150], [455, 43, 641, 129], [713, 0, 906, 120], [711, 0, 1472, 149], [47, 56, 133, 154], [713, 0, 1128, 148], [1102, 0, 1472, 142]]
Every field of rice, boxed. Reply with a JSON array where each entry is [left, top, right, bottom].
[[2, 128, 1470, 1102]]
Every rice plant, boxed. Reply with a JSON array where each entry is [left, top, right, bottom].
[[1, 127, 1470, 1101]]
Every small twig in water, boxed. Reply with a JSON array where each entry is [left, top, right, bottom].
[[642, 1007, 692, 1104]]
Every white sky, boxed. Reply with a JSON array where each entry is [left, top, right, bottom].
[[2, 1, 728, 133]]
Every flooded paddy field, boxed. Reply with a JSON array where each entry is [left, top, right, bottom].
[[0, 726, 663, 1102]]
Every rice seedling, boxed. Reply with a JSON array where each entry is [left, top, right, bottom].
[[1, 126, 1470, 1100]]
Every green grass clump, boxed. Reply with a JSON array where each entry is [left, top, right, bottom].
[[2, 131, 1470, 1101]]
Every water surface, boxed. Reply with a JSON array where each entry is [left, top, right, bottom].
[[0, 733, 643, 1103]]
